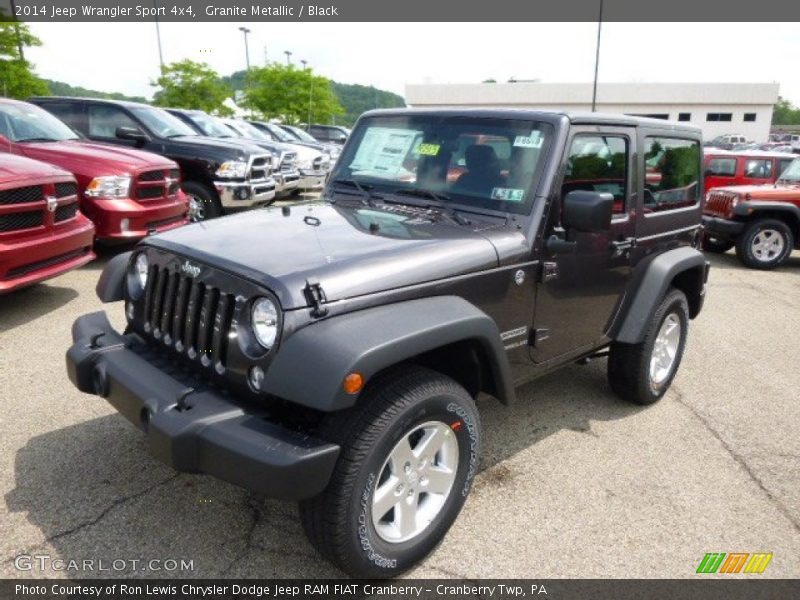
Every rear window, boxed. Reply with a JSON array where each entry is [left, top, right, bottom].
[[644, 137, 701, 212]]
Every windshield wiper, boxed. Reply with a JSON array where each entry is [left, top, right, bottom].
[[391, 188, 471, 226], [17, 137, 60, 142], [331, 178, 379, 206]]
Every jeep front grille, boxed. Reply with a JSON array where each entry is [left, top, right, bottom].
[[705, 191, 737, 217], [143, 265, 235, 372]]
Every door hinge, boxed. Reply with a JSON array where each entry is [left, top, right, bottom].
[[529, 328, 550, 347], [303, 280, 329, 318], [541, 261, 559, 282], [610, 237, 636, 257]]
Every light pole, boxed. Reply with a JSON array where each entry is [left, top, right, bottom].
[[239, 27, 251, 71], [153, 0, 164, 69], [591, 0, 604, 112], [302, 60, 313, 127], [284, 51, 292, 66], [9, 0, 25, 61]]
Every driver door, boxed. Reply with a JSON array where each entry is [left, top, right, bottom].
[[530, 127, 637, 363]]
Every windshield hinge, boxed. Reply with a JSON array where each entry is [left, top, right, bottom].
[[304, 280, 329, 318]]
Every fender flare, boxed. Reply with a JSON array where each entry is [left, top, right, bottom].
[[733, 201, 800, 223], [262, 296, 516, 412], [95, 251, 131, 303], [614, 246, 707, 344]]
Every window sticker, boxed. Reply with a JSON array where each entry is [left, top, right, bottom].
[[513, 130, 543, 149], [416, 142, 440, 156], [350, 127, 419, 176], [491, 187, 526, 202]]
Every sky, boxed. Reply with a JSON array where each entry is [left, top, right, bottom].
[[25, 22, 800, 105]]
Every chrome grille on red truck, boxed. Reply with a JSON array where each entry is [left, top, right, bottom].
[[134, 169, 181, 201], [143, 264, 235, 372]]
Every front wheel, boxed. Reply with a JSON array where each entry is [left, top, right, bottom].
[[299, 366, 480, 578], [182, 181, 222, 222], [608, 288, 689, 405], [735, 218, 794, 270]]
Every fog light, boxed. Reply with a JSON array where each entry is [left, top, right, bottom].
[[120, 218, 130, 232], [125, 301, 134, 320], [249, 366, 265, 391], [237, 188, 250, 200]]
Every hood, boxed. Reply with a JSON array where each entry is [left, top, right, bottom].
[[0, 153, 71, 184], [18, 140, 174, 177], [712, 182, 800, 200], [168, 135, 269, 159], [146, 202, 513, 309]]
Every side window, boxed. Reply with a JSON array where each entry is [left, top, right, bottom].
[[562, 135, 628, 215], [778, 158, 795, 176], [88, 105, 138, 138], [707, 157, 737, 177], [41, 103, 82, 130], [743, 159, 773, 179], [643, 137, 701, 212]]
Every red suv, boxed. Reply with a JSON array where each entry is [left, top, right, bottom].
[[1, 154, 95, 293], [0, 99, 188, 243], [704, 150, 795, 191]]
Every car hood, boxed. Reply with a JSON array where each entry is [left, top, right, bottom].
[[168, 135, 268, 158], [145, 202, 521, 309], [712, 183, 800, 199], [18, 140, 175, 176], [0, 153, 71, 183]]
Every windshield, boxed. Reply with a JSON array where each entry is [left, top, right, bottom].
[[189, 112, 235, 138], [283, 125, 317, 143], [0, 102, 80, 142], [778, 158, 800, 183], [130, 106, 197, 138], [228, 120, 269, 140], [329, 115, 554, 214], [261, 122, 295, 142]]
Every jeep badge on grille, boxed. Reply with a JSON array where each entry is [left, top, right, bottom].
[[181, 261, 201, 278]]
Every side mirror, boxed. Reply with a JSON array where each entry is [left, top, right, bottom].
[[562, 190, 614, 233], [115, 126, 148, 144]]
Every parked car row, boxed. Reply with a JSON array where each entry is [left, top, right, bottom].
[[1, 95, 342, 293]]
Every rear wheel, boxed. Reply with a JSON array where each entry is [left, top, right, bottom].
[[701, 234, 734, 254], [735, 218, 794, 270], [182, 181, 222, 221], [608, 288, 689, 405], [299, 366, 480, 578]]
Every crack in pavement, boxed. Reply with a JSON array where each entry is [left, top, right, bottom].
[[3, 473, 180, 564], [671, 386, 800, 536], [219, 495, 263, 577]]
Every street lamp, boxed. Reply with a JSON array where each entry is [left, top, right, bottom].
[[591, 0, 604, 112], [153, 0, 164, 69], [239, 27, 251, 71], [302, 61, 313, 127], [284, 51, 293, 65]]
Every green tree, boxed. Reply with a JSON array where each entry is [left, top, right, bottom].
[[0, 20, 49, 98], [243, 63, 344, 125], [151, 60, 232, 115], [772, 96, 800, 125]]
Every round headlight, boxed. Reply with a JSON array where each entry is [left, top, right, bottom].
[[134, 253, 149, 290], [251, 297, 279, 349]]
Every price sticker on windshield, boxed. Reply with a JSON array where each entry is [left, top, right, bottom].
[[514, 131, 543, 149], [491, 187, 525, 202], [417, 143, 441, 156]]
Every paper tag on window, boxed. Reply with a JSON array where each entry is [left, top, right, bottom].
[[417, 143, 440, 156], [491, 187, 525, 202], [513, 131, 543, 149]]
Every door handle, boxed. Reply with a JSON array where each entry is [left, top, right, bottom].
[[610, 237, 636, 256]]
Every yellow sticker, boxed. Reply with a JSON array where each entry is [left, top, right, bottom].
[[417, 143, 440, 156]]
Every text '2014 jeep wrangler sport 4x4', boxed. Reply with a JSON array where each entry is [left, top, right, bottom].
[[66, 110, 709, 578]]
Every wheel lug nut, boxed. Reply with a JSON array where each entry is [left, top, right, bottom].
[[396, 484, 404, 494]]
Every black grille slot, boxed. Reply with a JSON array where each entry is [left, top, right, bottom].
[[0, 210, 43, 232], [146, 214, 184, 230], [55, 203, 79, 222], [136, 186, 165, 200], [138, 170, 164, 182], [141, 265, 235, 372], [55, 182, 78, 197], [0, 185, 42, 206], [168, 182, 179, 195], [3, 247, 89, 279]]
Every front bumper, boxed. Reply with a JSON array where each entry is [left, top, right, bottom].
[[86, 193, 188, 241], [214, 178, 277, 209], [65, 311, 340, 500], [702, 214, 745, 238], [298, 171, 327, 190], [274, 170, 300, 193]]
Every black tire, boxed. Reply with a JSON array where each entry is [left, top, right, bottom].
[[734, 218, 794, 270], [299, 366, 481, 578], [701, 234, 734, 254], [182, 181, 222, 221], [608, 288, 689, 405]]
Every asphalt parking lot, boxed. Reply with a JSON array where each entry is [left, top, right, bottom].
[[1, 239, 799, 579]]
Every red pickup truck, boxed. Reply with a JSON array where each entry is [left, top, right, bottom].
[[1, 154, 95, 293], [0, 99, 188, 243]]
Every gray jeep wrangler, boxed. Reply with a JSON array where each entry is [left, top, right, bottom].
[[66, 109, 709, 578]]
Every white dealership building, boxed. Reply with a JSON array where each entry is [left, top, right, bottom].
[[404, 82, 779, 142]]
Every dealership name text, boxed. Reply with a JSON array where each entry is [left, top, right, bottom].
[[15, 584, 548, 597]]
